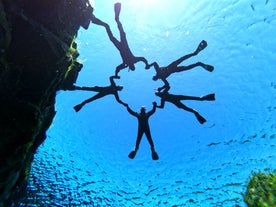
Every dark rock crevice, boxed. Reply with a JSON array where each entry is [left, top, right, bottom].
[[0, 0, 93, 205]]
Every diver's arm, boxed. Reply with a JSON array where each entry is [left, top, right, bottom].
[[157, 99, 165, 109], [147, 62, 159, 71], [163, 80, 170, 92], [157, 79, 170, 92], [74, 86, 101, 91], [148, 102, 157, 116], [114, 92, 125, 105], [126, 105, 137, 117], [109, 76, 116, 86]]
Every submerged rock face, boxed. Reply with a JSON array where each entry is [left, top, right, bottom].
[[0, 0, 92, 205]]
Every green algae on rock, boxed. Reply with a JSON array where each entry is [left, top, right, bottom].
[[244, 172, 276, 207]]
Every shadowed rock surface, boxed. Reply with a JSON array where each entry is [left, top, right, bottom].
[[0, 0, 93, 205]]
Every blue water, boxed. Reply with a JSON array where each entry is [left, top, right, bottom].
[[22, 0, 276, 206]]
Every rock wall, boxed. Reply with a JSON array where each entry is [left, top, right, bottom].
[[0, 0, 93, 205]]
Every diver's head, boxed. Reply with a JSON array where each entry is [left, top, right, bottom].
[[152, 75, 158, 81], [140, 106, 146, 113]]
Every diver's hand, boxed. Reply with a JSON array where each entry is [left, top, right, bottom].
[[153, 101, 157, 106]]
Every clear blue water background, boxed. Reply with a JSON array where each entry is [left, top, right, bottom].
[[22, 0, 276, 206]]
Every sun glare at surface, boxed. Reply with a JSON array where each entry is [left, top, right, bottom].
[[88, 0, 95, 8], [125, 0, 159, 7], [111, 0, 167, 12]]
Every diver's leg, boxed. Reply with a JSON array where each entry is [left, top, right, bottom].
[[167, 40, 208, 69], [116, 21, 127, 44], [175, 62, 214, 72], [167, 53, 196, 69], [177, 94, 204, 101], [145, 130, 154, 150], [195, 62, 214, 72], [128, 129, 143, 159], [114, 2, 126, 42], [135, 130, 143, 151], [73, 93, 103, 112], [177, 103, 206, 124], [177, 93, 215, 101], [104, 24, 121, 50], [114, 9, 128, 45], [145, 130, 159, 160], [91, 14, 109, 27], [74, 86, 102, 92]]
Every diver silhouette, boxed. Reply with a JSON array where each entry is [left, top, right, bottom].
[[82, 2, 216, 160], [124, 102, 159, 160], [155, 91, 215, 124], [149, 40, 214, 92], [101, 2, 150, 77], [73, 76, 124, 112]]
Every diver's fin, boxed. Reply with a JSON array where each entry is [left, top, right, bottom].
[[202, 64, 214, 72], [152, 151, 159, 160], [195, 40, 207, 54], [114, 2, 121, 20], [195, 112, 206, 124], [202, 93, 215, 101], [128, 150, 136, 159], [74, 104, 82, 112]]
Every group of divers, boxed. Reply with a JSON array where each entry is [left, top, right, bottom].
[[70, 3, 215, 160]]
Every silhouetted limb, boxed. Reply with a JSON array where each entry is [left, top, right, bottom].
[[154, 79, 170, 93], [150, 40, 214, 92], [152, 151, 159, 160], [155, 92, 215, 124], [174, 102, 206, 124], [167, 40, 208, 70], [109, 76, 126, 105], [73, 86, 102, 92], [128, 150, 136, 159], [114, 2, 121, 21], [134, 57, 150, 69], [91, 14, 109, 27], [201, 93, 215, 101], [194, 40, 207, 54], [73, 76, 124, 112], [173, 62, 214, 73], [96, 2, 150, 76], [74, 93, 104, 112], [115, 63, 127, 77], [90, 11, 138, 76], [175, 93, 215, 101]]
